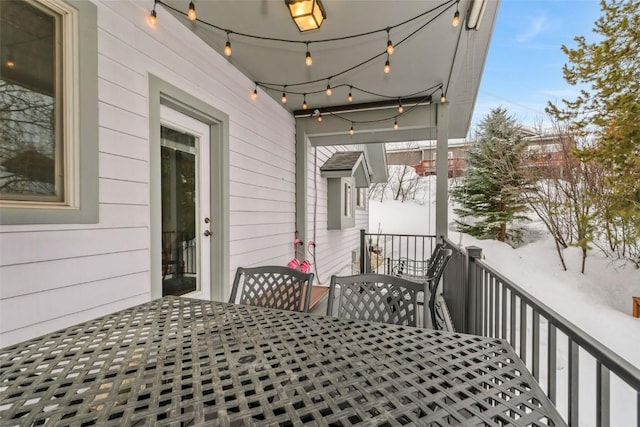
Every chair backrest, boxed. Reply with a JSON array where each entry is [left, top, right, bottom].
[[327, 273, 427, 327], [229, 266, 314, 312], [426, 248, 453, 329]]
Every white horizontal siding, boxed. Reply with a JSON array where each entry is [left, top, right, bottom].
[[0, 0, 297, 346], [305, 143, 369, 284]]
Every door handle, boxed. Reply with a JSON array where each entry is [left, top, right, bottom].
[[204, 230, 211, 237]]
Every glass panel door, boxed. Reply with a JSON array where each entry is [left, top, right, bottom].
[[160, 106, 210, 299]]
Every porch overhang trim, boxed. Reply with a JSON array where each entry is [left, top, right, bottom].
[[293, 95, 432, 118]]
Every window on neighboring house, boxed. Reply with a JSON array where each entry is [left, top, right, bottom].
[[344, 182, 352, 217], [0, 0, 98, 224], [356, 187, 366, 208]]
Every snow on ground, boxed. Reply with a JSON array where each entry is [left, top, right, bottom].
[[370, 176, 640, 424]]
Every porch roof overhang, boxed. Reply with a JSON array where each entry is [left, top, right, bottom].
[[160, 0, 500, 142]]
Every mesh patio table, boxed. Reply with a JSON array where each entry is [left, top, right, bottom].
[[0, 296, 565, 426]]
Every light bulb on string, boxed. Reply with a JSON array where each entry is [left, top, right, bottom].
[[317, 113, 323, 122], [188, 1, 197, 20], [394, 120, 399, 130], [398, 101, 403, 113], [325, 80, 332, 96], [302, 94, 308, 110], [148, 7, 157, 26], [349, 124, 354, 135], [305, 43, 312, 66], [384, 56, 390, 74], [281, 87, 287, 104], [224, 32, 232, 56], [251, 84, 258, 101], [386, 28, 394, 55], [452, 2, 460, 27], [6, 59, 15, 69], [347, 87, 353, 103], [440, 92, 446, 103]]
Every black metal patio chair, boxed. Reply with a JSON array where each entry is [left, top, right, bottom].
[[426, 248, 453, 330], [327, 273, 427, 327], [229, 266, 314, 312]]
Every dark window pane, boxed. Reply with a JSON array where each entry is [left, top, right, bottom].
[[0, 0, 61, 201]]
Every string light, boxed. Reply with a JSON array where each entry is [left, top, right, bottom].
[[281, 86, 288, 103], [224, 32, 232, 56], [349, 124, 354, 135], [187, 1, 196, 21], [317, 113, 323, 122], [440, 92, 446, 103], [154, 0, 457, 99], [305, 42, 312, 66], [386, 28, 394, 55], [302, 94, 308, 109], [452, 1, 460, 27], [347, 87, 353, 102], [6, 59, 15, 69], [398, 101, 403, 113], [251, 84, 258, 100], [148, 3, 157, 26], [394, 120, 399, 130], [384, 56, 390, 74]]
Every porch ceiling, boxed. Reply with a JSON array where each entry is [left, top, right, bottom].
[[160, 0, 499, 140]]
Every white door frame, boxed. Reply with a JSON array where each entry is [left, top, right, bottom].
[[149, 75, 230, 303]]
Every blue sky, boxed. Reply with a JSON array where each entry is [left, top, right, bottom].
[[471, 0, 603, 129]]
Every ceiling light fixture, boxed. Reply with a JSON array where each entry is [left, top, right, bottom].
[[285, 0, 327, 32], [187, 1, 196, 20]]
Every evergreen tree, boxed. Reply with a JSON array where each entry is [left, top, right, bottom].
[[546, 0, 640, 251], [451, 107, 529, 243]]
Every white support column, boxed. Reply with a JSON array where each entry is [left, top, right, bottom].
[[436, 102, 449, 239], [295, 120, 308, 246]]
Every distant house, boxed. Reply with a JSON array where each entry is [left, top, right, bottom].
[[386, 127, 569, 178]]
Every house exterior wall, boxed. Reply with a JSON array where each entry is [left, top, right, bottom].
[[305, 143, 368, 285], [0, 0, 301, 346]]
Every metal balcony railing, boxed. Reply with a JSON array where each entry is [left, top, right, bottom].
[[359, 231, 640, 426]]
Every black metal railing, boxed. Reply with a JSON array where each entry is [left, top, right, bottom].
[[359, 229, 437, 275], [162, 231, 197, 278], [445, 239, 640, 427], [358, 232, 640, 425]]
